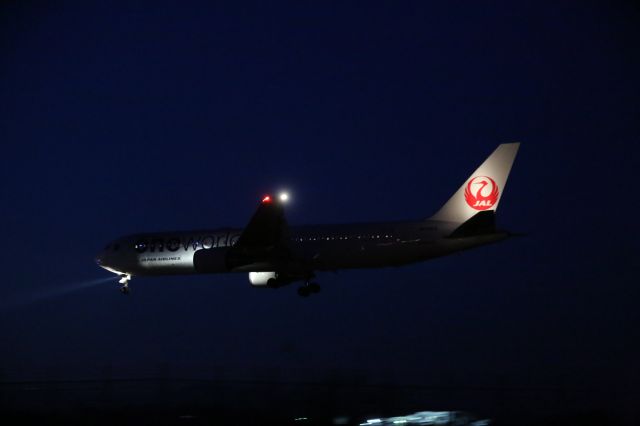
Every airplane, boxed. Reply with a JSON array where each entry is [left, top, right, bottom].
[[96, 143, 520, 296]]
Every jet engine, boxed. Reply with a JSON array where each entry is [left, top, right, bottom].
[[248, 271, 278, 287]]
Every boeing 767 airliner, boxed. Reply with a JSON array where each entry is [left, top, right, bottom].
[[96, 143, 520, 296]]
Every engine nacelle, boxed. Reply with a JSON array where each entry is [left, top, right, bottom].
[[248, 271, 278, 287]]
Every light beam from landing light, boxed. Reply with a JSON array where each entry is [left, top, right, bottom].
[[0, 276, 118, 312]]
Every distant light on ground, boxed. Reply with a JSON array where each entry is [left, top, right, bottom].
[[359, 411, 489, 426]]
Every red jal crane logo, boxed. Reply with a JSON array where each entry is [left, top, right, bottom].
[[464, 176, 500, 210]]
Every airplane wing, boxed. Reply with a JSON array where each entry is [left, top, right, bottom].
[[234, 195, 289, 251], [195, 195, 293, 273], [227, 195, 301, 272]]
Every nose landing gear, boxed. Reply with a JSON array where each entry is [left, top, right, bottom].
[[118, 274, 131, 295]]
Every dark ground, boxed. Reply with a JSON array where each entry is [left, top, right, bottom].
[[1, 375, 637, 425]]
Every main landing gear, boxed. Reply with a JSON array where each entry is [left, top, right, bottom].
[[297, 281, 320, 297], [118, 274, 131, 295]]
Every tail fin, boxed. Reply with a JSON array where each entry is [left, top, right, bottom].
[[430, 143, 520, 223]]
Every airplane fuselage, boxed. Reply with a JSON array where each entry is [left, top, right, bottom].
[[96, 219, 508, 278]]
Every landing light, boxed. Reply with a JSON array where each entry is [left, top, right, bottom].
[[279, 192, 289, 202]]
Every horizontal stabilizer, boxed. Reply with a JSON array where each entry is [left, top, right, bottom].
[[448, 211, 496, 238]]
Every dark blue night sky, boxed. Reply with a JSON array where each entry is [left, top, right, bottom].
[[1, 1, 639, 422]]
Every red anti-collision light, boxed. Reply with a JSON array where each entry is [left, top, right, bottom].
[[262, 195, 272, 203]]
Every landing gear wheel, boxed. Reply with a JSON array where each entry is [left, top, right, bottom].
[[308, 283, 321, 294], [118, 274, 131, 295], [297, 286, 310, 297]]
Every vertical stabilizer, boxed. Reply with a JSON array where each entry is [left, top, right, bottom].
[[430, 143, 520, 223]]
